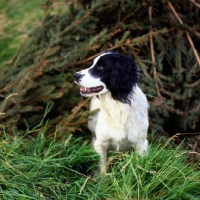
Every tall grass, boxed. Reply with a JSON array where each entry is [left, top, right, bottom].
[[0, 122, 199, 199]]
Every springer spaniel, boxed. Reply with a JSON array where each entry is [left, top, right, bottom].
[[74, 51, 149, 174]]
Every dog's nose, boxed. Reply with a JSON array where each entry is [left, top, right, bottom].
[[74, 72, 83, 82]]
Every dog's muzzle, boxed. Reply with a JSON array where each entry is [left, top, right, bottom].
[[74, 72, 84, 83]]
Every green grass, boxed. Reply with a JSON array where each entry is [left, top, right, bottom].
[[0, 122, 199, 199], [0, 0, 45, 68]]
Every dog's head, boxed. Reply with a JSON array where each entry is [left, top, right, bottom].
[[74, 51, 139, 104]]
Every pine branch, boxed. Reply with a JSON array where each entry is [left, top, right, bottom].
[[167, 1, 200, 66], [149, 6, 162, 99]]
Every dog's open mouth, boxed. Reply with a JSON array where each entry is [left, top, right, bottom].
[[80, 86, 104, 94]]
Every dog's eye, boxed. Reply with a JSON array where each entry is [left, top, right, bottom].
[[97, 66, 104, 70]]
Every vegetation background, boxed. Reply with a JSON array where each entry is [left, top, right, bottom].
[[0, 0, 200, 199]]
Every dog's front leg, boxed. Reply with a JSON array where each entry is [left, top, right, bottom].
[[93, 140, 108, 174], [135, 139, 149, 156]]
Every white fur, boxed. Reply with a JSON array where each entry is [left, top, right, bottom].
[[88, 87, 149, 173]]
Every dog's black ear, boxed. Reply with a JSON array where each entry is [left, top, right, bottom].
[[107, 55, 139, 105]]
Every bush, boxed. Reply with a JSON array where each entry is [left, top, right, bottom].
[[0, 1, 199, 143]]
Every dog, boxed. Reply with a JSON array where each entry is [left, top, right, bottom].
[[74, 51, 149, 174]]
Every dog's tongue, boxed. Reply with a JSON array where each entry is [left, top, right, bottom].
[[80, 86, 90, 92], [80, 86, 103, 93]]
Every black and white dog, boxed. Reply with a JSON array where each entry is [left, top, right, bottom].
[[74, 51, 149, 173]]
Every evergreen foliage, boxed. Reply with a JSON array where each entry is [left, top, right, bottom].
[[0, 0, 200, 142]]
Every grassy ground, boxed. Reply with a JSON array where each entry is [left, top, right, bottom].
[[0, 0, 45, 68], [0, 106, 199, 199], [0, 122, 200, 199]]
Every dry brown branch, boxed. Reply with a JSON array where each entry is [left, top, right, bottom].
[[188, 151, 200, 157], [149, 6, 162, 98], [192, 135, 200, 151], [67, 120, 87, 126], [71, 97, 91, 115], [131, 50, 151, 79], [176, 132, 200, 136], [5, 93, 18, 101], [61, 97, 91, 128], [188, 0, 200, 8], [167, 1, 200, 66], [0, 82, 17, 93], [186, 32, 200, 65]]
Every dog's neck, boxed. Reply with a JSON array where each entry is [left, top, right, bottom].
[[99, 92, 131, 130]]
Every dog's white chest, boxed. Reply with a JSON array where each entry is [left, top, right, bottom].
[[95, 114, 137, 152]]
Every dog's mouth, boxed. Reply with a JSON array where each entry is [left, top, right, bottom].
[[80, 86, 104, 94]]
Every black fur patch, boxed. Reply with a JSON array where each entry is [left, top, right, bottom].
[[89, 52, 139, 105]]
